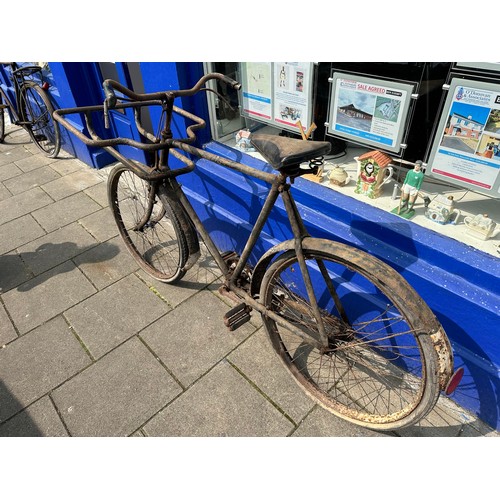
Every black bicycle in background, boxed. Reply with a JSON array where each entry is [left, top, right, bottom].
[[0, 62, 61, 157]]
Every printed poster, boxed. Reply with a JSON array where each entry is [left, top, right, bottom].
[[327, 72, 414, 153], [273, 62, 312, 129], [241, 62, 272, 120], [429, 78, 500, 194], [240, 62, 314, 133]]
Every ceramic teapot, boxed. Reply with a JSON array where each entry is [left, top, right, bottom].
[[425, 195, 461, 224], [329, 165, 349, 186], [464, 213, 497, 240]]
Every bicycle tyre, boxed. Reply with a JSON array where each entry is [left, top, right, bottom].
[[108, 163, 189, 283], [19, 81, 60, 158], [0, 94, 5, 142], [259, 241, 444, 430]]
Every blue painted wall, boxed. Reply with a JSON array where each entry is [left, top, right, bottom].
[[35, 61, 500, 430], [186, 142, 500, 430]]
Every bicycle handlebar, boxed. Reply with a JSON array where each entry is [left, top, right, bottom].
[[102, 72, 241, 108], [53, 72, 243, 181], [53, 100, 206, 150], [54, 72, 241, 147]]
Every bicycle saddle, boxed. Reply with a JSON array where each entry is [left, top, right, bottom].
[[250, 134, 331, 173]]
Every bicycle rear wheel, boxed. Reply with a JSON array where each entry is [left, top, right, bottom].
[[108, 163, 188, 283], [259, 242, 446, 430], [19, 81, 60, 158]]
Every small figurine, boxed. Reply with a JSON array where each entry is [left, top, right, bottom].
[[398, 161, 424, 215], [354, 150, 393, 199]]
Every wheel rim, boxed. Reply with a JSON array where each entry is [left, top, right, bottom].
[[111, 167, 186, 281], [262, 252, 434, 428]]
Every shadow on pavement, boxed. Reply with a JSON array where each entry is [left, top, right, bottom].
[[0, 240, 120, 292]]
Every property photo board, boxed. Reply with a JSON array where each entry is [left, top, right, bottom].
[[427, 77, 500, 198], [239, 62, 314, 134], [326, 71, 416, 154]]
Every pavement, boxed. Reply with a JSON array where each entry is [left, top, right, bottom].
[[1, 123, 499, 438]]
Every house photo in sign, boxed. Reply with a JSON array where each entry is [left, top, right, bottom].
[[440, 101, 490, 155], [335, 88, 376, 132]]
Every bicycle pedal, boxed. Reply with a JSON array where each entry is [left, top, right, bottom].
[[223, 303, 252, 331]]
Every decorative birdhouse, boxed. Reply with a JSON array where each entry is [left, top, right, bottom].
[[354, 150, 394, 199]]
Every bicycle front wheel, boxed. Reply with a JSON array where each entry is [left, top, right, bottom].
[[19, 82, 61, 158], [108, 164, 188, 283], [259, 242, 444, 430]]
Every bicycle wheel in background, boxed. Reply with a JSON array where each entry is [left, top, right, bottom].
[[0, 95, 5, 142], [259, 241, 447, 430], [108, 163, 189, 283], [19, 81, 60, 158]]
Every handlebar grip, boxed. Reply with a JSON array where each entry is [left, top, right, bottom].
[[220, 74, 241, 91], [103, 80, 117, 108]]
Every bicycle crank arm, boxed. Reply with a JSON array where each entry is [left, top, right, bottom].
[[225, 285, 325, 350]]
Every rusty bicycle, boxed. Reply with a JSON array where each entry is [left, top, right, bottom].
[[53, 72, 462, 430], [0, 62, 61, 157]]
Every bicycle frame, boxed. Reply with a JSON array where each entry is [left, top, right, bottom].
[[52, 75, 336, 347], [170, 164, 332, 348]]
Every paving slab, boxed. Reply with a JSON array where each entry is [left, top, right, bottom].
[[51, 337, 183, 436], [0, 302, 17, 345], [2, 260, 96, 334], [2, 164, 61, 195], [0, 161, 23, 182], [0, 141, 19, 153], [228, 327, 315, 424], [49, 158, 85, 176], [135, 258, 221, 310], [0, 315, 91, 423], [0, 187, 53, 226], [17, 221, 99, 275], [64, 273, 171, 359], [0, 182, 11, 202], [0, 252, 34, 292], [78, 206, 119, 242], [134, 242, 223, 309], [73, 236, 138, 290], [41, 169, 103, 201], [0, 146, 33, 167], [0, 396, 69, 437], [140, 290, 254, 387], [0, 214, 46, 255], [143, 360, 295, 437], [31, 191, 102, 232], [83, 181, 110, 208], [14, 153, 57, 173]]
